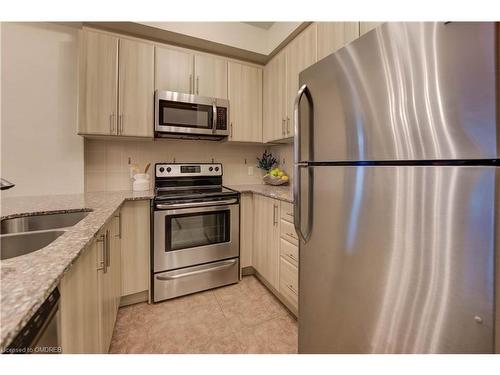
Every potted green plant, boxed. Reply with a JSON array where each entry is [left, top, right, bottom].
[[256, 150, 289, 185]]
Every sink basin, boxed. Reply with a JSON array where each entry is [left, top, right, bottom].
[[0, 230, 66, 260], [0, 210, 91, 235]]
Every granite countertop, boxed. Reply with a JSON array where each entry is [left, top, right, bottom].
[[0, 190, 153, 349], [226, 184, 293, 203]]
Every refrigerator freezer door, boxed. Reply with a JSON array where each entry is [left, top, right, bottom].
[[297, 22, 496, 163], [298, 165, 496, 353]]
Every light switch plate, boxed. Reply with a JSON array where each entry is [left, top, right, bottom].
[[247, 166, 254, 176]]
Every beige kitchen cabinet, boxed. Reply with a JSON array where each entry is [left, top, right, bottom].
[[360, 22, 384, 36], [79, 30, 154, 138], [285, 23, 317, 138], [279, 256, 298, 311], [263, 49, 287, 143], [118, 39, 154, 137], [317, 22, 360, 60], [240, 193, 254, 275], [252, 194, 280, 290], [228, 61, 263, 143], [263, 24, 317, 143], [60, 239, 100, 353], [155, 46, 194, 93], [97, 214, 122, 353], [78, 30, 118, 136], [194, 54, 228, 99], [120, 200, 150, 298]]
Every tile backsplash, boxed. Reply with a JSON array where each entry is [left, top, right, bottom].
[[84, 138, 270, 192]]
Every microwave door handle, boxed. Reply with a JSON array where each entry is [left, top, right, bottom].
[[294, 84, 314, 243], [212, 102, 217, 134]]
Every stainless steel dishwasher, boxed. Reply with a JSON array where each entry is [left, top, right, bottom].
[[4, 287, 60, 354]]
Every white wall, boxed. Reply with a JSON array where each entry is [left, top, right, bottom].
[[139, 22, 302, 55], [1, 22, 83, 197]]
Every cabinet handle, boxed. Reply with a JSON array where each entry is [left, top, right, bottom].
[[189, 74, 193, 94], [230, 122, 233, 138], [97, 234, 105, 271], [105, 229, 111, 272], [273, 204, 278, 226], [115, 212, 122, 239], [287, 284, 298, 295], [119, 114, 124, 135], [109, 113, 115, 134], [287, 253, 297, 262], [286, 212, 293, 217], [287, 232, 297, 239], [286, 116, 290, 135], [196, 76, 199, 95], [282, 118, 285, 136]]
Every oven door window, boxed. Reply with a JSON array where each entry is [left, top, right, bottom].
[[159, 100, 213, 130], [165, 210, 230, 251]]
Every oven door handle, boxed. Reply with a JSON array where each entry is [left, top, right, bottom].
[[156, 198, 238, 210], [156, 259, 237, 281]]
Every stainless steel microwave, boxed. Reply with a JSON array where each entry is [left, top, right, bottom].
[[154, 90, 229, 140]]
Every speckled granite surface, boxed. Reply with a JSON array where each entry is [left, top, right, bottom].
[[226, 184, 293, 203], [0, 190, 153, 349]]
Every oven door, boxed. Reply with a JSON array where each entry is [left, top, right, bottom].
[[154, 202, 239, 272], [155, 91, 229, 136]]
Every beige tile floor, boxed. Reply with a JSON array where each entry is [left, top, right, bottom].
[[109, 276, 298, 354]]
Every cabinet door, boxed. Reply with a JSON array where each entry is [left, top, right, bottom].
[[194, 54, 228, 99], [240, 193, 254, 272], [97, 227, 115, 353], [253, 195, 280, 289], [118, 39, 154, 137], [286, 24, 317, 137], [155, 46, 194, 93], [360, 22, 383, 36], [228, 62, 263, 143], [60, 239, 100, 353], [78, 30, 118, 135], [121, 200, 150, 297], [317, 22, 359, 60], [263, 50, 287, 143], [110, 212, 122, 317]]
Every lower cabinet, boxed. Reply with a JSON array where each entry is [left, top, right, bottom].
[[59, 238, 100, 353], [252, 194, 280, 290], [120, 200, 150, 298], [251, 195, 299, 316], [60, 209, 122, 354]]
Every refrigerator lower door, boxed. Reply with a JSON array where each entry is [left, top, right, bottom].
[[298, 165, 495, 353]]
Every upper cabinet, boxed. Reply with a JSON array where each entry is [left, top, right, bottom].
[[78, 30, 118, 136], [194, 54, 228, 99], [317, 22, 359, 60], [263, 50, 286, 143], [227, 62, 263, 143], [78, 30, 154, 137], [263, 24, 317, 143], [118, 39, 154, 137], [155, 46, 194, 94], [155, 47, 228, 99], [359, 22, 384, 36]]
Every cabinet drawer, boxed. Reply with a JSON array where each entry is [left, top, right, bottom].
[[279, 257, 298, 308], [280, 219, 298, 246], [280, 201, 294, 223], [280, 238, 298, 267]]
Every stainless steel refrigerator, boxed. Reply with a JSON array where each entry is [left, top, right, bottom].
[[293, 22, 497, 354]]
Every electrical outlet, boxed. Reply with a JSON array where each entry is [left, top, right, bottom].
[[247, 166, 254, 176]]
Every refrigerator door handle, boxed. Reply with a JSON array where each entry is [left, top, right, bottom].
[[294, 84, 314, 243]]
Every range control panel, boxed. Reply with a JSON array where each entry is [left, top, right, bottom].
[[156, 163, 223, 178]]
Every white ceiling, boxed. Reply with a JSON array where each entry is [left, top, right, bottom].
[[138, 22, 301, 55]]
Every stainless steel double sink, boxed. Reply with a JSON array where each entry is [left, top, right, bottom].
[[0, 211, 92, 260]]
